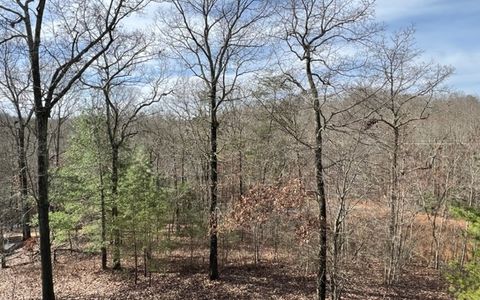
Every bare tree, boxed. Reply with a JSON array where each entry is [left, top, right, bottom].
[[49, 97, 76, 168], [0, 41, 33, 241], [0, 0, 149, 298], [161, 0, 270, 280], [0, 123, 15, 269], [364, 27, 452, 284], [327, 135, 371, 300], [277, 1, 377, 298]]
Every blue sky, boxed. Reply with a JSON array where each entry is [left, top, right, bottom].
[[124, 1, 479, 96], [376, 0, 480, 96]]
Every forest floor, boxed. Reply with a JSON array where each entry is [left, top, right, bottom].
[[0, 242, 452, 300]]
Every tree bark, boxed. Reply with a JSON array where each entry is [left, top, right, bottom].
[[100, 171, 107, 270], [239, 150, 244, 196], [111, 145, 121, 270], [17, 126, 31, 241], [383, 75, 402, 285], [209, 86, 219, 280], [54, 109, 62, 167], [24, 0, 55, 296], [36, 108, 55, 300], [314, 106, 327, 300], [386, 125, 400, 284], [0, 225, 6, 269], [306, 55, 327, 300]]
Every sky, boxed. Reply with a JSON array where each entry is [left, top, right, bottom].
[[125, 0, 479, 96], [375, 0, 480, 96]]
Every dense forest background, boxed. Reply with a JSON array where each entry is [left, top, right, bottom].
[[1, 0, 480, 299]]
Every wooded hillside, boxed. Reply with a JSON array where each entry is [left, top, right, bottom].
[[0, 1, 479, 299]]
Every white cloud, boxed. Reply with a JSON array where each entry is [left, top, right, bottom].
[[376, 0, 480, 95], [122, 2, 169, 31], [376, 0, 445, 21], [437, 51, 480, 96]]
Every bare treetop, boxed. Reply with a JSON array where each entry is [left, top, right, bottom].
[[279, 0, 378, 77], [368, 27, 454, 130], [160, 0, 271, 105], [0, 0, 150, 110]]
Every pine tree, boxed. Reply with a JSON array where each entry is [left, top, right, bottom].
[[119, 148, 168, 281], [50, 112, 110, 262]]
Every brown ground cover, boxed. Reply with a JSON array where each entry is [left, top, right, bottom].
[[0, 247, 452, 300]]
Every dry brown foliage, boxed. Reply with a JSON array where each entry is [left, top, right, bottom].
[[222, 179, 318, 243]]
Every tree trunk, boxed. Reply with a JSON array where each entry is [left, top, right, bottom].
[[54, 109, 62, 167], [111, 145, 121, 270], [315, 111, 327, 300], [134, 234, 138, 285], [18, 127, 31, 241], [100, 171, 107, 270], [144, 248, 148, 277], [181, 148, 186, 184], [239, 150, 244, 196], [306, 55, 327, 300], [296, 149, 302, 182], [209, 86, 219, 280], [331, 199, 346, 300], [386, 126, 400, 285], [1, 225, 6, 269], [36, 109, 55, 300]]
